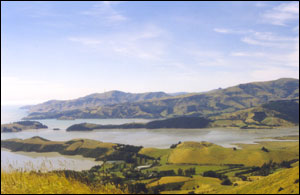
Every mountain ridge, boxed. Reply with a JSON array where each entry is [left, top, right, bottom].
[[23, 78, 299, 120]]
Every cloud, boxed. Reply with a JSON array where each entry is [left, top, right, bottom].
[[241, 31, 298, 48], [81, 1, 127, 22], [213, 28, 231, 34], [213, 28, 251, 34], [262, 2, 299, 25], [68, 25, 167, 61], [230, 52, 265, 57], [68, 37, 102, 46]]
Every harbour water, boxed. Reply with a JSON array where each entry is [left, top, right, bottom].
[[1, 105, 299, 171]]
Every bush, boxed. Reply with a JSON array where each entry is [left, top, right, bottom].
[[221, 178, 232, 186]]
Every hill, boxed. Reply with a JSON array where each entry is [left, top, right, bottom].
[[1, 136, 151, 163], [222, 165, 299, 194], [1, 121, 48, 133], [66, 99, 298, 131], [66, 117, 211, 131], [210, 99, 299, 129], [22, 90, 170, 117], [23, 78, 299, 120], [167, 141, 299, 166]]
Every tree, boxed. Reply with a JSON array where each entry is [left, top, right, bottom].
[[261, 146, 269, 152], [178, 168, 183, 176], [221, 178, 232, 185]]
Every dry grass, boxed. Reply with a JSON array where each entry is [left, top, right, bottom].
[[147, 176, 192, 187], [222, 166, 299, 194], [1, 169, 126, 194]]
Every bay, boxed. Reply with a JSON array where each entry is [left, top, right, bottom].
[[1, 105, 299, 171]]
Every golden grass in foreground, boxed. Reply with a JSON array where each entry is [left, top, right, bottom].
[[1, 170, 125, 194], [222, 166, 299, 194]]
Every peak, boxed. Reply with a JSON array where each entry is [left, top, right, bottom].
[[29, 136, 50, 141]]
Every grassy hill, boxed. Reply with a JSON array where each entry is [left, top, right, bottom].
[[22, 90, 170, 116], [166, 141, 299, 166], [210, 99, 299, 129], [65, 99, 298, 131], [1, 136, 148, 162], [222, 165, 299, 194], [1, 121, 48, 133], [23, 78, 299, 119], [66, 117, 211, 131]]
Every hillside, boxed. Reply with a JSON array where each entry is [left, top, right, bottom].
[[22, 90, 170, 116], [23, 78, 299, 120], [1, 121, 48, 133], [210, 99, 299, 129], [222, 165, 299, 194], [66, 117, 211, 131], [167, 141, 299, 166], [66, 100, 298, 131], [1, 136, 150, 162], [1, 170, 125, 194]]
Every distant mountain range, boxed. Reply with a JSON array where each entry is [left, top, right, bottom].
[[22, 91, 170, 114], [23, 78, 299, 120]]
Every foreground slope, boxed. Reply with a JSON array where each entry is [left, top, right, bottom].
[[1, 170, 125, 194], [222, 165, 299, 194]]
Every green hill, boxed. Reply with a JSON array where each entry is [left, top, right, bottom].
[[66, 117, 211, 131], [1, 136, 150, 163], [167, 141, 299, 166], [23, 78, 299, 120], [210, 99, 299, 129], [1, 121, 48, 133], [22, 90, 170, 117]]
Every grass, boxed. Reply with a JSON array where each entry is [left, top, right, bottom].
[[222, 166, 299, 194], [1, 170, 126, 194], [147, 176, 192, 187], [167, 141, 299, 166]]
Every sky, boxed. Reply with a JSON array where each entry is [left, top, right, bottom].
[[1, 1, 299, 105]]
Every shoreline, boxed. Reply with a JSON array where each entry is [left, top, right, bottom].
[[1, 147, 103, 163]]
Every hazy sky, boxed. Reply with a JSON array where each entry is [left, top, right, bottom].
[[1, 1, 299, 105]]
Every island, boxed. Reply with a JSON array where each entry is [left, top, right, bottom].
[[66, 117, 211, 131], [1, 121, 48, 133]]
